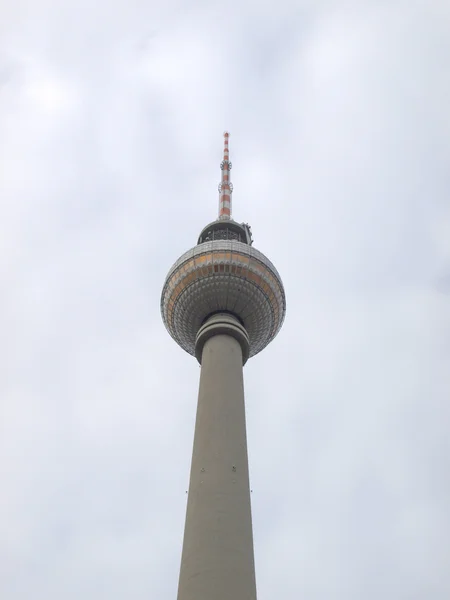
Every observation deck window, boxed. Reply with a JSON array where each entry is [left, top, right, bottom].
[[200, 228, 244, 243]]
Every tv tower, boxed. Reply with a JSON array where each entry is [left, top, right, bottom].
[[161, 133, 286, 600]]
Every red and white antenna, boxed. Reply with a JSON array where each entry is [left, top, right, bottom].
[[218, 132, 233, 220]]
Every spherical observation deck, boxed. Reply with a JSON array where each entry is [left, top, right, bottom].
[[161, 219, 286, 360]]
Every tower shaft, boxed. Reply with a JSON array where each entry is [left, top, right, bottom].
[[177, 314, 257, 600]]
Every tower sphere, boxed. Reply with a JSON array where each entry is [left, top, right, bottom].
[[160, 136, 286, 362]]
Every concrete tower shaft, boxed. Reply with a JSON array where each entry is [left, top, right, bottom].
[[177, 314, 256, 600]]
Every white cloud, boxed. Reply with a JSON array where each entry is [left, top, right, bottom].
[[1, 1, 449, 599]]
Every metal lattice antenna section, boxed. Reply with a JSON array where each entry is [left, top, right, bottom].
[[218, 131, 233, 220]]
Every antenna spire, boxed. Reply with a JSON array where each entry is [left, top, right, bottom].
[[218, 132, 233, 220]]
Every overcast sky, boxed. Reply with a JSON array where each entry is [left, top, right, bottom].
[[1, 0, 450, 598]]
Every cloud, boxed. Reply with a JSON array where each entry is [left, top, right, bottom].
[[1, 1, 449, 599]]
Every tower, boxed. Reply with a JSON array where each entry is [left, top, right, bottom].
[[161, 133, 286, 600]]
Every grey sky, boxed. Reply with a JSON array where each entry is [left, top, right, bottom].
[[1, 1, 449, 598]]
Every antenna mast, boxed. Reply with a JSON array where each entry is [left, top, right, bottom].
[[218, 132, 233, 220]]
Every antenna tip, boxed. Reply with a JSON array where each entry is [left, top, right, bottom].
[[223, 131, 230, 138]]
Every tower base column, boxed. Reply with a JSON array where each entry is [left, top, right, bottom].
[[177, 313, 257, 600]]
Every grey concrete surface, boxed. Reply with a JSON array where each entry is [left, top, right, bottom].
[[177, 316, 257, 600]]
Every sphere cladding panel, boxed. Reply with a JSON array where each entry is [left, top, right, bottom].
[[161, 240, 286, 358]]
